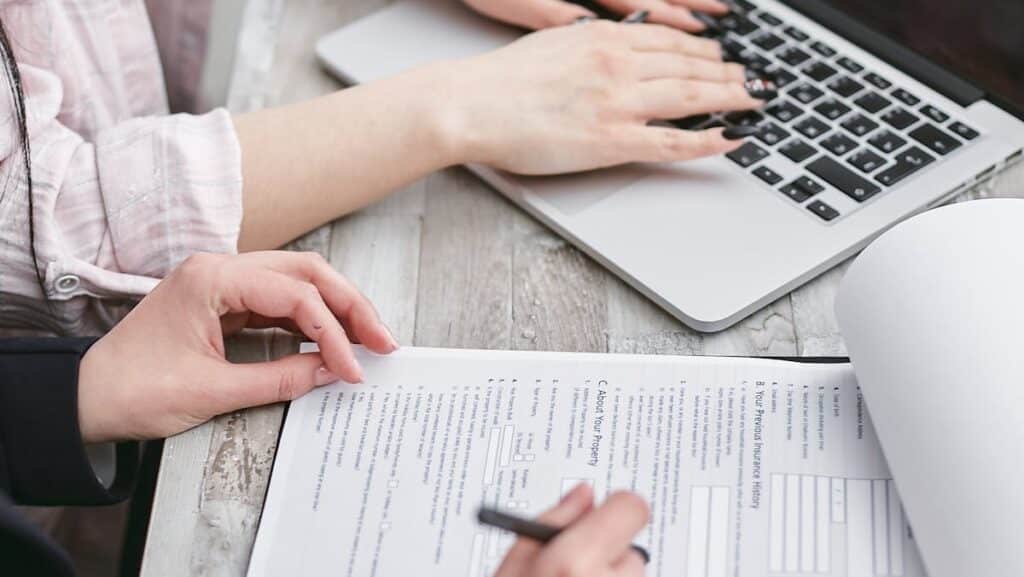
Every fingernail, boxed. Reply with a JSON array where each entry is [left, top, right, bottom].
[[315, 365, 340, 386], [384, 325, 400, 351], [722, 125, 761, 140], [352, 362, 364, 384], [694, 12, 723, 34], [621, 10, 649, 24], [744, 78, 778, 101]]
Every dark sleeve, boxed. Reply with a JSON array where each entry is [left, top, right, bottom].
[[0, 338, 139, 506]]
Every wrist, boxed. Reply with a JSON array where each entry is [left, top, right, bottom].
[[77, 340, 122, 444], [407, 59, 486, 167]]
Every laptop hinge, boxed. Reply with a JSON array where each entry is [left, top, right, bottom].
[[780, 0, 985, 108]]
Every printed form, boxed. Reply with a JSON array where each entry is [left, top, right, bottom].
[[247, 347, 927, 577]]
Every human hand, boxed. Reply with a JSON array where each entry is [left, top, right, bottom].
[[462, 0, 730, 32], [494, 484, 650, 577], [77, 252, 397, 443], [434, 21, 766, 175]]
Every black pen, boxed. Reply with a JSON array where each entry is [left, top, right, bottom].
[[477, 506, 651, 564]]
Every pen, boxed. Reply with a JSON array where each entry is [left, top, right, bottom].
[[477, 506, 651, 564]]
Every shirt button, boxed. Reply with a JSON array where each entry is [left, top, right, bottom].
[[55, 274, 81, 293]]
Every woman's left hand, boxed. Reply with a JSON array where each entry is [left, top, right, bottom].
[[462, 0, 731, 32], [76, 251, 398, 444]]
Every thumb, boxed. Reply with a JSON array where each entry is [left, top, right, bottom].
[[213, 352, 340, 412]]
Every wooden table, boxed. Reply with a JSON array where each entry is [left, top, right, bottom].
[[139, 1, 1024, 574]]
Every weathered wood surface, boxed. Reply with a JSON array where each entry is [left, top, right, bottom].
[[140, 1, 1024, 574]]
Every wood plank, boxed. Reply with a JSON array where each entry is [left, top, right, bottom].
[[511, 212, 608, 353], [414, 169, 516, 349]]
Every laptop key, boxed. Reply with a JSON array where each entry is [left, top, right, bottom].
[[920, 104, 950, 123], [721, 38, 747, 61], [949, 121, 980, 140], [821, 133, 857, 156], [791, 84, 824, 104], [840, 114, 879, 137], [808, 156, 881, 202], [743, 53, 773, 72], [766, 101, 803, 123], [727, 142, 770, 167], [725, 110, 765, 126], [766, 67, 798, 88], [719, 13, 759, 35], [809, 41, 836, 57], [756, 11, 783, 26], [814, 99, 851, 121], [755, 122, 791, 146], [868, 130, 908, 154], [807, 200, 840, 221], [780, 139, 817, 163], [783, 25, 809, 41], [836, 56, 864, 73], [803, 61, 838, 82], [891, 88, 920, 106], [828, 76, 864, 98], [752, 32, 785, 50], [875, 146, 935, 186], [795, 116, 829, 139], [753, 165, 784, 185], [848, 149, 887, 173], [881, 107, 920, 130], [778, 46, 812, 66], [780, 176, 824, 202], [909, 123, 962, 155], [864, 72, 892, 89], [854, 91, 891, 114]]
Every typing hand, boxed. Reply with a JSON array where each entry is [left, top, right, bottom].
[[76, 252, 398, 443], [436, 21, 762, 175], [463, 0, 730, 31], [494, 484, 650, 577]]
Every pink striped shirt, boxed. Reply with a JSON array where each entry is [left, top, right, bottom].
[[0, 0, 242, 335]]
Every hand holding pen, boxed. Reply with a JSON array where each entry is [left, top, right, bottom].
[[482, 484, 650, 577]]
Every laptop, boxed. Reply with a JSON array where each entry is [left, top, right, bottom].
[[316, 0, 1024, 332]]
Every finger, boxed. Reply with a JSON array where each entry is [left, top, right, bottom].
[[625, 126, 743, 164], [633, 77, 762, 118], [239, 252, 398, 355], [497, 484, 595, 570], [214, 351, 340, 410], [666, 0, 730, 16], [544, 491, 650, 564], [641, 3, 706, 32], [632, 52, 745, 82], [616, 23, 724, 60], [219, 266, 363, 382], [611, 547, 648, 577], [480, 0, 596, 29]]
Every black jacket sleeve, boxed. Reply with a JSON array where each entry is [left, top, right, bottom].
[[0, 338, 141, 577]]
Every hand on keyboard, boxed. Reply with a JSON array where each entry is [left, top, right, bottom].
[[462, 0, 731, 32], [439, 21, 767, 175]]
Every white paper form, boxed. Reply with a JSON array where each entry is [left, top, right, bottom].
[[247, 347, 927, 577], [837, 199, 1024, 577]]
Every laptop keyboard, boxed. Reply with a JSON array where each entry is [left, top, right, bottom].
[[674, 1, 981, 223]]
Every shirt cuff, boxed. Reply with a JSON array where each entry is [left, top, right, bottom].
[[0, 339, 139, 506]]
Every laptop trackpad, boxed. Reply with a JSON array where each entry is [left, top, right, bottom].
[[514, 165, 651, 215]]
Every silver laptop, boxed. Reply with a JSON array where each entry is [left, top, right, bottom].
[[316, 0, 1024, 332]]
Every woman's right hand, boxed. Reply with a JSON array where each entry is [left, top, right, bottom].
[[431, 20, 765, 175], [494, 484, 650, 577]]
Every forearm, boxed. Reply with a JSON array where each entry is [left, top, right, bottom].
[[233, 63, 464, 251]]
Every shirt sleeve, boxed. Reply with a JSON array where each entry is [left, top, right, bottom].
[[0, 338, 139, 506], [2, 61, 243, 304]]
